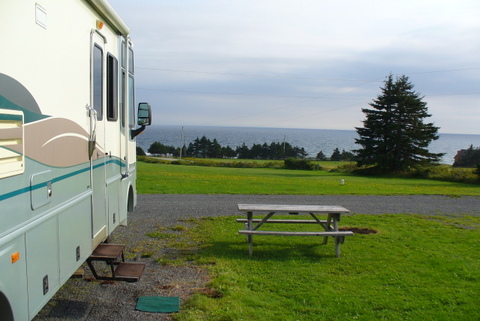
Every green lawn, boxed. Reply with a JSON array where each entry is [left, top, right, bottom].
[[136, 161, 479, 196], [135, 160, 480, 320], [172, 214, 480, 321]]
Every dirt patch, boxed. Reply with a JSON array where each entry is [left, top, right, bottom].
[[197, 287, 223, 299], [340, 227, 378, 234]]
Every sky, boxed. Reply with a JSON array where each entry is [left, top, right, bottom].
[[108, 0, 480, 134]]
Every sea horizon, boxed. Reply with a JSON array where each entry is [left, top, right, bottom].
[[146, 123, 478, 136], [137, 125, 480, 165]]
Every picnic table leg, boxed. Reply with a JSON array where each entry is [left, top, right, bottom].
[[335, 236, 341, 257], [323, 214, 333, 244], [333, 213, 339, 231], [247, 211, 253, 256], [332, 213, 341, 257]]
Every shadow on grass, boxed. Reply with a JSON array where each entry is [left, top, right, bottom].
[[199, 240, 343, 262]]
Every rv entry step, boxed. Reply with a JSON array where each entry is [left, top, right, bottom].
[[86, 243, 145, 282]]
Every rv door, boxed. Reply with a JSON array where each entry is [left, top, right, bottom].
[[90, 31, 107, 247]]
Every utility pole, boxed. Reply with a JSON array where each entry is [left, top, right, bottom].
[[179, 126, 184, 159]]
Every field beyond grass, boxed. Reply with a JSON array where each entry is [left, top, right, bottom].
[[136, 161, 479, 196], [171, 214, 480, 321]]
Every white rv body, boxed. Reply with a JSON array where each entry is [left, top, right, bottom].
[[0, 1, 149, 320]]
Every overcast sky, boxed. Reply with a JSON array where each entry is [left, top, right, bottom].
[[109, 0, 480, 134]]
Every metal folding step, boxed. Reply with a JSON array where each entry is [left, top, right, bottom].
[[86, 243, 145, 282], [114, 262, 146, 282]]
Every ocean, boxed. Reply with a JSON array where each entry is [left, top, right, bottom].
[[137, 125, 480, 165]]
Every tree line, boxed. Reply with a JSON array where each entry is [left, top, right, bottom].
[[141, 73, 480, 172], [143, 136, 354, 161]]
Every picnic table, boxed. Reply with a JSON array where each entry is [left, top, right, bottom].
[[237, 204, 354, 257]]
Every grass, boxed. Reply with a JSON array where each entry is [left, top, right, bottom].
[[142, 156, 367, 170], [136, 161, 479, 196], [182, 158, 354, 170], [173, 214, 480, 321], [134, 159, 479, 319]]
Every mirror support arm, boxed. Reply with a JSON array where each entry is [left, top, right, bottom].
[[131, 125, 146, 139]]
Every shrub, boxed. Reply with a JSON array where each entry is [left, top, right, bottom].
[[330, 162, 358, 173], [284, 158, 315, 170]]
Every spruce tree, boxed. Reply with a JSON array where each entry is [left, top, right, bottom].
[[330, 148, 342, 161], [355, 74, 444, 172], [316, 151, 327, 161]]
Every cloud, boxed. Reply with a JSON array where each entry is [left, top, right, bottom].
[[109, 0, 480, 134]]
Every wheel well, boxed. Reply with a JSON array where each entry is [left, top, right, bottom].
[[127, 185, 135, 212], [0, 292, 14, 321]]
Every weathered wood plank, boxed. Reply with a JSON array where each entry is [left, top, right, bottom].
[[238, 230, 354, 236], [236, 219, 327, 224], [238, 204, 350, 214]]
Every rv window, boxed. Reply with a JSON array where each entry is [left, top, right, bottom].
[[121, 70, 125, 128], [128, 48, 134, 75], [120, 42, 126, 128], [93, 45, 103, 120], [121, 40, 125, 69], [107, 54, 118, 121], [128, 75, 135, 130]]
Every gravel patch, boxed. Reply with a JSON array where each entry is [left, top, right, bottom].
[[34, 194, 480, 320]]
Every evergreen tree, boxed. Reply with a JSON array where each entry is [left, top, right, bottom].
[[199, 136, 210, 158], [222, 145, 237, 158], [355, 74, 443, 171], [250, 143, 265, 159], [209, 138, 222, 158], [148, 141, 176, 155], [137, 146, 146, 156], [236, 143, 251, 159], [340, 150, 355, 161], [316, 151, 327, 161], [297, 147, 308, 159], [330, 148, 342, 161], [235, 141, 308, 160]]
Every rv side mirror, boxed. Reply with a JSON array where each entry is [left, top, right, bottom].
[[137, 102, 152, 126], [131, 102, 152, 138]]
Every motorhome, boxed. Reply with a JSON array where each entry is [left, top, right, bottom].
[[0, 1, 151, 320]]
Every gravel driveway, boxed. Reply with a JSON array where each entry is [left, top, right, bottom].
[[34, 194, 480, 321], [136, 194, 480, 223]]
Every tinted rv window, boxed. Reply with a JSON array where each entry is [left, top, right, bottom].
[[121, 41, 125, 69], [120, 41, 126, 128], [93, 45, 103, 120], [121, 69, 126, 128], [107, 54, 118, 121], [128, 75, 135, 129], [127, 44, 135, 133]]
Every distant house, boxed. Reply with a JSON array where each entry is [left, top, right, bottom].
[[453, 149, 469, 165], [453, 145, 480, 167]]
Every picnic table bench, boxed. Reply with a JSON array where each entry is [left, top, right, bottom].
[[237, 204, 354, 257]]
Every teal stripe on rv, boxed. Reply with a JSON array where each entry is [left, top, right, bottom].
[[0, 158, 126, 202]]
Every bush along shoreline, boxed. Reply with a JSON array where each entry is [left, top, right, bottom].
[[142, 137, 355, 161]]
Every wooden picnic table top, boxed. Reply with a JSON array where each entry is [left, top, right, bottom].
[[238, 204, 350, 214]]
